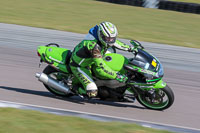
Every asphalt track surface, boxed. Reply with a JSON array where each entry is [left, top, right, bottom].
[[0, 23, 200, 132]]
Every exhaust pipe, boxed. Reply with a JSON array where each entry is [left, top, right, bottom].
[[35, 73, 71, 94]]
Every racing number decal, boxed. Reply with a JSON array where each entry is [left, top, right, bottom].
[[151, 59, 157, 67]]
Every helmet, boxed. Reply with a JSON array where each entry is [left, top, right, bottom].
[[97, 22, 118, 47]]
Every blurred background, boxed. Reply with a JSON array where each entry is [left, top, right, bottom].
[[0, 0, 200, 48], [0, 0, 200, 133]]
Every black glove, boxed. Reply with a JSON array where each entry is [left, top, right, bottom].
[[128, 46, 137, 52]]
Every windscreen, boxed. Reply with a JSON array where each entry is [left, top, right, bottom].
[[129, 49, 160, 72]]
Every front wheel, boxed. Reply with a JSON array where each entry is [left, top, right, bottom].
[[136, 85, 174, 110], [43, 65, 73, 97]]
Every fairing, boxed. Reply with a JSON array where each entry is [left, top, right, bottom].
[[45, 47, 70, 64], [128, 49, 164, 81], [37, 46, 71, 73], [103, 53, 128, 73]]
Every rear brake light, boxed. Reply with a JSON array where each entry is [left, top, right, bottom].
[[37, 52, 41, 57]]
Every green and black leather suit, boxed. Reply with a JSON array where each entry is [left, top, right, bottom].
[[69, 39, 131, 95]]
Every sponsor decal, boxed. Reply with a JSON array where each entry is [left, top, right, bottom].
[[77, 73, 91, 85], [99, 63, 114, 76], [49, 56, 64, 64], [140, 69, 155, 75]]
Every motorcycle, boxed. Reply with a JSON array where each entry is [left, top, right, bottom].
[[36, 40, 174, 110]]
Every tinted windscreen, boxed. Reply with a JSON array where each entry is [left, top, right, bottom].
[[129, 49, 159, 72]]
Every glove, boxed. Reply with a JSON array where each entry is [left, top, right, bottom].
[[116, 74, 128, 83], [128, 46, 137, 52]]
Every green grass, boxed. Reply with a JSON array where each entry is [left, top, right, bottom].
[[0, 0, 200, 48], [0, 108, 173, 133], [170, 0, 200, 4]]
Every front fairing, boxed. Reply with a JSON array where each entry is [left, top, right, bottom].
[[128, 49, 164, 82]]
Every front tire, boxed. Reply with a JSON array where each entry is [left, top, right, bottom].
[[43, 65, 73, 97], [136, 85, 174, 110]]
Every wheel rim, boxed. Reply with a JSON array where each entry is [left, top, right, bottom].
[[138, 89, 169, 109], [48, 72, 66, 95]]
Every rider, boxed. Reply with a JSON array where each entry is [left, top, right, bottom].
[[69, 21, 135, 98]]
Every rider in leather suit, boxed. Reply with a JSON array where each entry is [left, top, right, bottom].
[[69, 22, 135, 98]]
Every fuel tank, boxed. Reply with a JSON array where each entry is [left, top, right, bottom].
[[103, 53, 128, 72]]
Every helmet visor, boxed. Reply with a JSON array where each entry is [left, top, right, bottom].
[[100, 31, 116, 44], [104, 36, 116, 44]]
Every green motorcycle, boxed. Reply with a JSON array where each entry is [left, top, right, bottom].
[[36, 40, 174, 110]]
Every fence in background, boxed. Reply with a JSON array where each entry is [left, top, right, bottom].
[[97, 0, 144, 7], [97, 0, 200, 14], [159, 1, 200, 14]]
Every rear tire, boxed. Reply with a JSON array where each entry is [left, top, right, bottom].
[[43, 65, 73, 97], [136, 85, 174, 110]]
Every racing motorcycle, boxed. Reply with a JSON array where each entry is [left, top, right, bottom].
[[35, 40, 174, 110]]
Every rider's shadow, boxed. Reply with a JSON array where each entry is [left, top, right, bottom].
[[0, 86, 84, 104], [0, 86, 145, 109], [81, 98, 145, 109]]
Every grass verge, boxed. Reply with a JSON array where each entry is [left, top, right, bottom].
[[0, 0, 199, 48], [0, 108, 173, 133], [169, 0, 200, 4]]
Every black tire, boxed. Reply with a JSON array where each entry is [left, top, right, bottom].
[[43, 65, 73, 97], [136, 85, 174, 110]]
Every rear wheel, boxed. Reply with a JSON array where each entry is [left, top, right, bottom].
[[136, 85, 174, 110], [43, 65, 73, 97]]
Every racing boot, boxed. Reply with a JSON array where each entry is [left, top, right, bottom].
[[86, 90, 98, 98], [73, 86, 97, 99]]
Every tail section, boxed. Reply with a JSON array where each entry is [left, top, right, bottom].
[[37, 44, 72, 73]]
